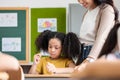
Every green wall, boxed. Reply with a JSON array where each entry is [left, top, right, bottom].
[[31, 8, 66, 61]]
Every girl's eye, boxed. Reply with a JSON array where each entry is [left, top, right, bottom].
[[55, 47, 61, 49], [48, 45, 61, 49], [55, 47, 59, 49], [48, 46, 52, 48]]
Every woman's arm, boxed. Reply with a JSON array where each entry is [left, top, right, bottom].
[[89, 5, 115, 59]]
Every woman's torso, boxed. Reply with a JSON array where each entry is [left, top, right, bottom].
[[79, 4, 115, 45], [80, 6, 100, 45]]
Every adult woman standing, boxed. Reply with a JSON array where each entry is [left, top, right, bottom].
[[73, 0, 119, 70]]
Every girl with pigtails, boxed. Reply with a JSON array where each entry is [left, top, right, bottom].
[[29, 30, 81, 74]]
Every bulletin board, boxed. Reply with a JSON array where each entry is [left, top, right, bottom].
[[0, 7, 29, 63], [31, 8, 66, 61]]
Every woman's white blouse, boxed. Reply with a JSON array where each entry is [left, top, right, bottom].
[[80, 6, 100, 45]]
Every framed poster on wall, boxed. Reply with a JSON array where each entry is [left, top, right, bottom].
[[0, 7, 29, 63]]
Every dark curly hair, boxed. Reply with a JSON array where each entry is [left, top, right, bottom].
[[94, 0, 119, 21], [35, 30, 81, 65], [98, 23, 120, 58]]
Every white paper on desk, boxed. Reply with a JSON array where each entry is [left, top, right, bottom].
[[2, 37, 21, 52], [0, 13, 18, 27]]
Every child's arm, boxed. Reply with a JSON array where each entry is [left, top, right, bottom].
[[47, 62, 75, 74], [55, 62, 75, 74], [55, 68, 74, 74], [28, 53, 41, 74], [28, 64, 39, 74]]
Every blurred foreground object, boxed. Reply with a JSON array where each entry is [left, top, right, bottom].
[[0, 52, 24, 80], [72, 59, 120, 80], [0, 72, 9, 80]]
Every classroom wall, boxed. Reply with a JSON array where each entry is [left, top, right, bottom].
[[0, 0, 120, 27], [0, 0, 78, 33], [0, 0, 78, 62], [0, 0, 119, 11], [114, 0, 120, 20], [0, 0, 77, 8], [0, 0, 120, 30], [0, 0, 120, 62]]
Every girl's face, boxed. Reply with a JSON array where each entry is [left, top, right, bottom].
[[78, 0, 96, 10], [48, 38, 62, 59]]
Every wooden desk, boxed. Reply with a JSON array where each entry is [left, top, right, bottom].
[[25, 74, 71, 80], [21, 63, 72, 80]]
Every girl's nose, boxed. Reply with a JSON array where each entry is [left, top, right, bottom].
[[51, 48, 55, 52]]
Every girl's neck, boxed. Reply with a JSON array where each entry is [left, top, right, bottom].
[[50, 57, 61, 60]]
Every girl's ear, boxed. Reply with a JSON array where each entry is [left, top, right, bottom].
[[117, 27, 120, 51]]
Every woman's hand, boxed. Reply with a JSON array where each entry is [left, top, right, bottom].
[[74, 63, 87, 72], [33, 53, 41, 65], [74, 57, 96, 72], [74, 59, 89, 72], [47, 62, 56, 74]]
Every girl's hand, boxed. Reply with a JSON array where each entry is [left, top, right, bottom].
[[33, 53, 41, 65], [47, 62, 56, 74]]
